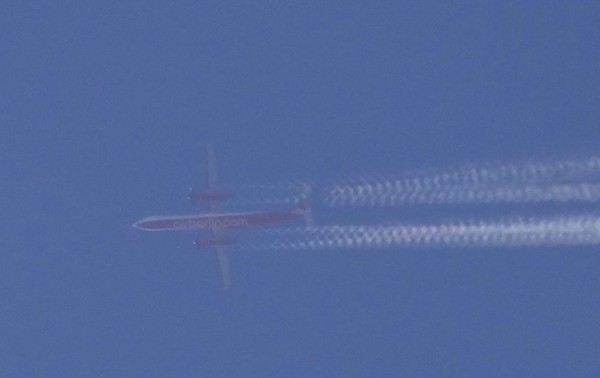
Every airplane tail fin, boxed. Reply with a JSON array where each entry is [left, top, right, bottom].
[[292, 197, 315, 227]]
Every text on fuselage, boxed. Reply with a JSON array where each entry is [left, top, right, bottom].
[[172, 217, 248, 229]]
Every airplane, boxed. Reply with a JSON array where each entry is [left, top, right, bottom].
[[133, 145, 314, 289]]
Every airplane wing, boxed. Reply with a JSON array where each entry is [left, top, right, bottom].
[[212, 226, 232, 289], [215, 245, 232, 290], [203, 145, 232, 289], [206, 144, 222, 213]]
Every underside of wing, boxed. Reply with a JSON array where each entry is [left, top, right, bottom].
[[206, 145, 222, 213], [212, 226, 232, 289], [215, 245, 232, 290]]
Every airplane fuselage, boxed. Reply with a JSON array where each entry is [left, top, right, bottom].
[[133, 210, 302, 231]]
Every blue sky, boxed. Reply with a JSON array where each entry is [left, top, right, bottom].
[[2, 1, 600, 377]]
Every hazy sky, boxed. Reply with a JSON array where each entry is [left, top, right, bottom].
[[2, 1, 600, 376]]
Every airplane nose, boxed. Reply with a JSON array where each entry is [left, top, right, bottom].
[[132, 221, 143, 229]]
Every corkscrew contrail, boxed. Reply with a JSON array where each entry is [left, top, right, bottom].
[[323, 155, 600, 207], [247, 215, 600, 251], [324, 183, 600, 207], [231, 156, 600, 208]]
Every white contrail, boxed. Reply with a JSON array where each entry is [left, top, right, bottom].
[[377, 155, 600, 188], [325, 183, 600, 207], [228, 156, 600, 207], [324, 156, 600, 207], [247, 215, 600, 250]]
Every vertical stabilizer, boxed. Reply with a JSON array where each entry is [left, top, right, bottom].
[[292, 198, 315, 227], [303, 207, 315, 227]]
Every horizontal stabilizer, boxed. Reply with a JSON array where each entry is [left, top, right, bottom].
[[291, 198, 315, 227]]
